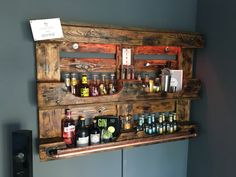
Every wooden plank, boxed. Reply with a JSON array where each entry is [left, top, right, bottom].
[[116, 45, 122, 80], [39, 109, 64, 138], [70, 104, 117, 119], [134, 59, 178, 72], [37, 82, 120, 108], [117, 103, 133, 116], [36, 42, 60, 81], [132, 100, 175, 114], [60, 58, 116, 73], [37, 79, 200, 108], [60, 42, 117, 53], [134, 46, 181, 55], [179, 49, 194, 79], [176, 100, 191, 122], [48, 24, 204, 48], [176, 49, 194, 121]]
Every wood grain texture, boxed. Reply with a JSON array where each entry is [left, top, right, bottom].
[[134, 59, 178, 72], [176, 48, 194, 121], [132, 100, 175, 114], [37, 79, 200, 108], [134, 46, 181, 55], [39, 109, 64, 138], [60, 42, 117, 53], [56, 24, 204, 48], [36, 42, 60, 81], [35, 22, 204, 160], [60, 58, 116, 73]]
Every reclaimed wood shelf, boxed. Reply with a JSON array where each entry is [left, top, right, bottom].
[[39, 124, 197, 161], [35, 21, 204, 161], [38, 78, 201, 108]]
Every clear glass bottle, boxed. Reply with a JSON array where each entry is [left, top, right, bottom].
[[137, 73, 142, 81], [64, 73, 71, 92], [70, 73, 78, 95], [76, 116, 89, 147], [173, 112, 178, 132], [120, 65, 125, 79], [108, 73, 116, 95], [80, 74, 90, 97], [62, 109, 75, 148], [90, 74, 99, 96], [130, 65, 135, 80], [143, 114, 148, 134], [158, 114, 163, 135], [99, 74, 107, 95], [139, 114, 145, 125], [153, 78, 160, 93], [123, 114, 132, 130], [151, 113, 157, 134], [147, 115, 153, 135], [89, 119, 101, 145], [136, 117, 143, 132], [168, 114, 174, 134], [143, 74, 150, 93], [126, 66, 131, 80], [162, 113, 167, 134], [149, 79, 154, 93]]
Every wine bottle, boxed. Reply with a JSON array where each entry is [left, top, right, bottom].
[[62, 109, 75, 148], [76, 117, 89, 147], [89, 119, 101, 145]]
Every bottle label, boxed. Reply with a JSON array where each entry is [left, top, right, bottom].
[[90, 134, 100, 144], [82, 76, 88, 84], [81, 88, 89, 97], [77, 136, 89, 146], [63, 125, 75, 145], [63, 125, 75, 134], [98, 119, 107, 128]]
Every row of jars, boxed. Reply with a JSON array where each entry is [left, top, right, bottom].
[[63, 73, 117, 97], [136, 112, 178, 135]]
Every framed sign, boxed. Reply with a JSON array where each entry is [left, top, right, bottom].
[[30, 18, 64, 41]]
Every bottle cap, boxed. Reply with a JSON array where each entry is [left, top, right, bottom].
[[80, 116, 85, 120]]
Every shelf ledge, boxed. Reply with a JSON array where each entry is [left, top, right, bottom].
[[39, 124, 197, 161]]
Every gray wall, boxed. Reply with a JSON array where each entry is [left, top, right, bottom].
[[188, 1, 236, 177], [0, 0, 198, 177]]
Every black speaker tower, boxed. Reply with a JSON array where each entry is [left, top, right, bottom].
[[12, 130, 33, 177]]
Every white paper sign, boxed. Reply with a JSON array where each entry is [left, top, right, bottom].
[[30, 18, 64, 41], [170, 70, 183, 91], [122, 48, 131, 65]]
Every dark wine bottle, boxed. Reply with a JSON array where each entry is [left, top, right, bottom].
[[76, 116, 89, 147], [89, 119, 101, 145]]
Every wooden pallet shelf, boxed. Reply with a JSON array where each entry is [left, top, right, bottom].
[[35, 21, 204, 161]]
